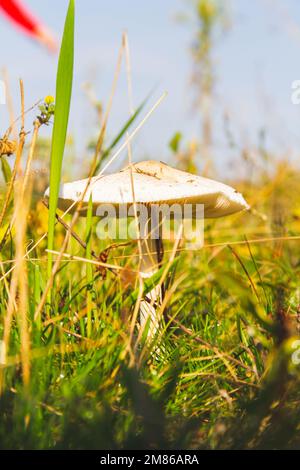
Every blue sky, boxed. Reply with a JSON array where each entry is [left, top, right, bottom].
[[0, 0, 300, 178]]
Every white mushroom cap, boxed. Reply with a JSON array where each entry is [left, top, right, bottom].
[[44, 160, 249, 218]]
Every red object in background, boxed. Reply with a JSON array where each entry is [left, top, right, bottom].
[[0, 0, 57, 52]]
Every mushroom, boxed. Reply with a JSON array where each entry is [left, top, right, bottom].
[[45, 160, 249, 338]]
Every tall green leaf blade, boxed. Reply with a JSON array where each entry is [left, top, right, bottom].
[[47, 0, 75, 277], [1, 156, 12, 184]]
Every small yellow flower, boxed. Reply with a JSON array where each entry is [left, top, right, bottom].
[[44, 95, 55, 105]]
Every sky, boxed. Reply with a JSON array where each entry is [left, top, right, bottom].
[[0, 0, 300, 179]]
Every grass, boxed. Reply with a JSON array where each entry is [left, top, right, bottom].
[[0, 2, 300, 451]]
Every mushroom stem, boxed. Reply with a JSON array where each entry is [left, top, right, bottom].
[[139, 208, 164, 339]]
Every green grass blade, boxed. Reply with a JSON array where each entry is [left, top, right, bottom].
[[1, 156, 12, 184], [34, 264, 41, 330], [47, 0, 75, 278], [86, 195, 93, 337]]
